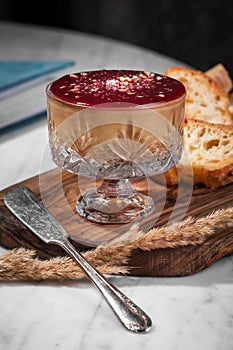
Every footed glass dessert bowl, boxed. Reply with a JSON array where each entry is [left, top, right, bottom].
[[46, 69, 186, 223]]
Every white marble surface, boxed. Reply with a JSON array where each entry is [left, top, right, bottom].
[[0, 21, 233, 350]]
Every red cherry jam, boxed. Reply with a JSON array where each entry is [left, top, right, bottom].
[[50, 69, 185, 106]]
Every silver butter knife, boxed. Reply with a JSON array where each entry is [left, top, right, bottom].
[[4, 186, 152, 333]]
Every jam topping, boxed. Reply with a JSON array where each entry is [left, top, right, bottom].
[[50, 69, 185, 106]]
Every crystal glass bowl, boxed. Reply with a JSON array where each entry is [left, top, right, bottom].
[[47, 69, 186, 223]]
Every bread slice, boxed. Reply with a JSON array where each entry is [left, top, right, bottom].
[[165, 66, 232, 124], [165, 119, 233, 188], [229, 91, 233, 116], [205, 63, 233, 94]]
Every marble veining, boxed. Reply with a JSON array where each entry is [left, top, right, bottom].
[[0, 21, 232, 350]]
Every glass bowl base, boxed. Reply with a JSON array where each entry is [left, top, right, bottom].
[[76, 189, 154, 224]]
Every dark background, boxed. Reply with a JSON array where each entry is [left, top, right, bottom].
[[0, 0, 232, 74]]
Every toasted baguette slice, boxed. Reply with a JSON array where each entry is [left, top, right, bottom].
[[165, 119, 233, 188], [165, 66, 232, 124], [205, 63, 233, 94], [229, 92, 233, 116]]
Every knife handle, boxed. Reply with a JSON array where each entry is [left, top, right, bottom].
[[56, 237, 152, 333]]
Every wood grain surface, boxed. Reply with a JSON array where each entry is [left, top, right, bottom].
[[0, 168, 233, 276]]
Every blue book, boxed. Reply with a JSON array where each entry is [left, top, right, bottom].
[[0, 61, 74, 130], [0, 61, 74, 96]]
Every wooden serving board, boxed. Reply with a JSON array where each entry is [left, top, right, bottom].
[[0, 167, 233, 276]]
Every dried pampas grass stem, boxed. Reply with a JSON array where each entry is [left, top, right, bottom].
[[0, 206, 233, 281]]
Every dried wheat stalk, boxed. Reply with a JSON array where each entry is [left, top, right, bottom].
[[0, 207, 233, 281]]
